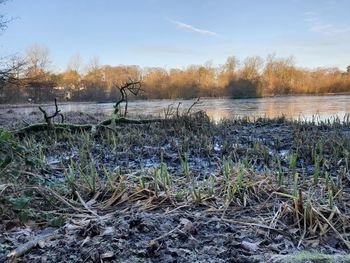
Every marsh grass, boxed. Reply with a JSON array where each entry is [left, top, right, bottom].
[[1, 112, 350, 253]]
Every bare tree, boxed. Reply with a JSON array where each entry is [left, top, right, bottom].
[[263, 54, 296, 95], [0, 57, 27, 103], [25, 45, 51, 76], [218, 56, 239, 91], [240, 56, 264, 81], [24, 45, 53, 102], [67, 54, 83, 74], [0, 1, 28, 103], [86, 56, 100, 73]]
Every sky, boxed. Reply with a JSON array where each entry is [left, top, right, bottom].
[[1, 0, 350, 72]]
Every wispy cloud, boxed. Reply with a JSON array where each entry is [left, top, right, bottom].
[[136, 45, 202, 56], [303, 11, 317, 16], [168, 19, 219, 37], [304, 11, 350, 36], [310, 23, 349, 35]]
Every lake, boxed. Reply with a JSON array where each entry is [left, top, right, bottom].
[[2, 95, 350, 122]]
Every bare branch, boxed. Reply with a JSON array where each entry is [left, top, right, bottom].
[[112, 80, 142, 117], [0, 57, 27, 87], [187, 97, 201, 115], [38, 98, 64, 128], [176, 102, 182, 118]]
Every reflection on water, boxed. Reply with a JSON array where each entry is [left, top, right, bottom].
[[2, 95, 350, 122]]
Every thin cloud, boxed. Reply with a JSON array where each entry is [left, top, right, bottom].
[[169, 19, 219, 37], [303, 11, 317, 16], [136, 45, 202, 56], [310, 23, 349, 35], [304, 11, 350, 36]]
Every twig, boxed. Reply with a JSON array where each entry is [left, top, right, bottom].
[[151, 224, 182, 243], [187, 97, 201, 115], [0, 183, 13, 196], [75, 190, 100, 218], [164, 103, 174, 119], [34, 186, 84, 213], [176, 102, 182, 118], [6, 230, 58, 260], [205, 217, 289, 237], [312, 207, 350, 249]]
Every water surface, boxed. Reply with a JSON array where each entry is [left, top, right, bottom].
[[2, 95, 350, 122]]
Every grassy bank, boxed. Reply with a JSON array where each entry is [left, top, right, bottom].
[[0, 112, 350, 262]]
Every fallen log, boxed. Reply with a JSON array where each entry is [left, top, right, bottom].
[[13, 117, 165, 135], [13, 123, 94, 135], [97, 117, 164, 126]]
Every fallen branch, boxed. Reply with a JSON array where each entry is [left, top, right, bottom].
[[6, 229, 59, 260], [97, 117, 164, 126], [13, 117, 165, 135]]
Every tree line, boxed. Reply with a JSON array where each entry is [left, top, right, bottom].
[[1, 45, 350, 104]]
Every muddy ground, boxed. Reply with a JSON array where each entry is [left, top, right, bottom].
[[1, 109, 350, 262]]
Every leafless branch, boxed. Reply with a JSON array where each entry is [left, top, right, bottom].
[[38, 98, 64, 127], [187, 97, 201, 115], [0, 58, 26, 87], [113, 80, 142, 117], [176, 102, 182, 118], [164, 103, 174, 119]]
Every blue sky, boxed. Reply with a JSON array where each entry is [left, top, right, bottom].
[[1, 0, 350, 71]]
